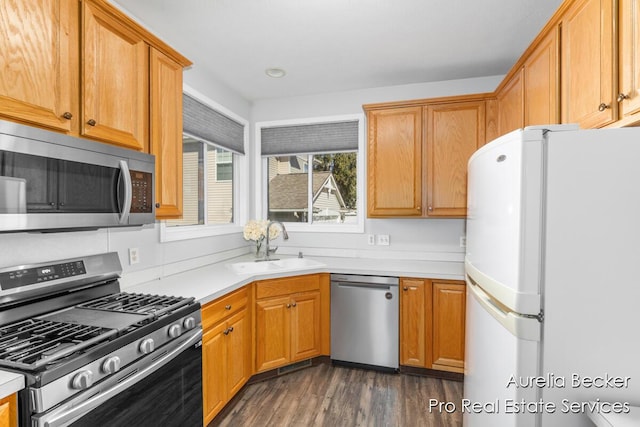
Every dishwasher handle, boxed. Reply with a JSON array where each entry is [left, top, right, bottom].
[[333, 282, 396, 290], [330, 274, 398, 287]]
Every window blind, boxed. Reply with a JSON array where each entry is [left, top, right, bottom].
[[183, 93, 245, 154], [261, 120, 359, 156]]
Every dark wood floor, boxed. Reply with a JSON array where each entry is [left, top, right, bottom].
[[211, 363, 463, 427]]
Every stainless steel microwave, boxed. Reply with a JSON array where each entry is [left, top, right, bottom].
[[0, 120, 155, 233]]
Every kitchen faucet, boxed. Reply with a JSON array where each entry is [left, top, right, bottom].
[[263, 220, 289, 261]]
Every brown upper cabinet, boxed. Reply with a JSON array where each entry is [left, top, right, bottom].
[[0, 0, 78, 134], [560, 0, 616, 128], [365, 96, 487, 218], [524, 27, 560, 126], [618, 0, 640, 123], [0, 0, 191, 219], [495, 69, 524, 136], [81, 1, 149, 151]]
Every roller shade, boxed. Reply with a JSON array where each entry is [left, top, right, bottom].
[[183, 93, 245, 154], [261, 120, 359, 156]]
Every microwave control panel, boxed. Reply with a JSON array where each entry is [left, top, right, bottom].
[[130, 170, 153, 213]]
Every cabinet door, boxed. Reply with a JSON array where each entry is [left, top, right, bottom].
[[524, 28, 560, 126], [0, 393, 16, 427], [290, 291, 321, 362], [150, 48, 183, 218], [561, 0, 616, 128], [367, 107, 423, 217], [619, 0, 640, 118], [496, 69, 524, 135], [202, 322, 227, 425], [0, 0, 77, 133], [225, 309, 251, 397], [255, 296, 291, 372], [424, 101, 485, 217], [82, 0, 148, 151], [400, 278, 427, 367], [432, 281, 466, 373]]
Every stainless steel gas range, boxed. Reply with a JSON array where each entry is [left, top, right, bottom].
[[0, 252, 203, 427]]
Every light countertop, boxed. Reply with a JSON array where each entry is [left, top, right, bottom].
[[0, 254, 463, 400], [123, 254, 465, 305]]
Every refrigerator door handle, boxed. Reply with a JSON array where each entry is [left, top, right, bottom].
[[466, 274, 541, 342]]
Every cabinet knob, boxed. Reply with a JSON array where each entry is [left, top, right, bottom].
[[617, 93, 630, 103], [223, 328, 230, 335], [87, 119, 97, 126], [428, 206, 433, 211], [286, 303, 291, 309], [403, 286, 408, 291], [292, 302, 297, 307], [598, 103, 610, 112], [155, 203, 160, 208], [62, 112, 73, 120], [416, 206, 421, 211], [225, 304, 232, 310]]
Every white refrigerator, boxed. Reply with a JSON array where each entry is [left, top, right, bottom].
[[463, 125, 640, 427]]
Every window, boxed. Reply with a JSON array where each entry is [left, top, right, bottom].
[[267, 152, 357, 224], [259, 116, 364, 231], [162, 89, 247, 238], [166, 137, 234, 226]]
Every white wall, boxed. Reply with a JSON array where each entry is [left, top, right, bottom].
[[252, 75, 502, 262]]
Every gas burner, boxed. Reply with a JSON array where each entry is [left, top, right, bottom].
[[77, 292, 194, 318]]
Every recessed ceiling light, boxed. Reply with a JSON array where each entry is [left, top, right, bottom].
[[265, 68, 286, 78]]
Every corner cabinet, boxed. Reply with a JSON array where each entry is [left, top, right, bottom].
[[365, 96, 487, 218], [400, 277, 466, 373], [254, 274, 330, 373], [201, 287, 252, 425]]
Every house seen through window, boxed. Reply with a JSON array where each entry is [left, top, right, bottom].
[[166, 136, 234, 226], [267, 152, 357, 224]]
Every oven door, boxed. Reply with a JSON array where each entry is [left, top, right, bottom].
[[31, 329, 203, 427]]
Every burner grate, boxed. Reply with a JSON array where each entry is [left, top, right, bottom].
[[77, 292, 193, 317], [0, 319, 117, 369]]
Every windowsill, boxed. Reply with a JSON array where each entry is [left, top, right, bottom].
[[160, 223, 243, 242], [278, 222, 364, 234]]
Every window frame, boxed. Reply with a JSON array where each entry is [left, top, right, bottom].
[[256, 114, 365, 234], [161, 86, 248, 242]]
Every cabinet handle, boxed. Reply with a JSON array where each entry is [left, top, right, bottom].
[[598, 103, 610, 112], [87, 119, 97, 126], [62, 112, 73, 120], [228, 326, 234, 333], [49, 202, 55, 206], [223, 328, 230, 335], [617, 93, 630, 103], [225, 305, 232, 310]]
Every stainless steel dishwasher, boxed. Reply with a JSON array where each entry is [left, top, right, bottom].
[[330, 273, 399, 370]]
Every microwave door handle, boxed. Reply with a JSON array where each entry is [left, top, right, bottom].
[[118, 160, 132, 224]]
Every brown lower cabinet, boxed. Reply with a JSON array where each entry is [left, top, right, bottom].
[[201, 286, 252, 425], [254, 274, 330, 373], [400, 277, 466, 373], [0, 393, 16, 427]]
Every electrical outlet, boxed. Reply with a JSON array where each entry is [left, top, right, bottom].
[[129, 248, 140, 265], [377, 234, 390, 246], [367, 234, 376, 245], [460, 236, 467, 248]]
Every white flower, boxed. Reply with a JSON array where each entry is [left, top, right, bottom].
[[243, 219, 281, 242]]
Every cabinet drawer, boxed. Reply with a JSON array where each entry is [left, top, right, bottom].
[[256, 274, 320, 299], [202, 286, 248, 330]]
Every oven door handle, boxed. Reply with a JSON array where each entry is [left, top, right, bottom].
[[33, 329, 202, 427]]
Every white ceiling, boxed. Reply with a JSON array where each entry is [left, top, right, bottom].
[[114, 0, 564, 102]]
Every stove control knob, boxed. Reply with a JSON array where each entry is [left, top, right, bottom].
[[168, 324, 182, 339], [139, 338, 155, 354], [102, 356, 122, 374], [71, 370, 94, 390], [183, 317, 196, 330]]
